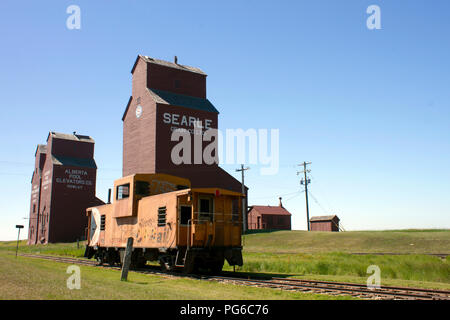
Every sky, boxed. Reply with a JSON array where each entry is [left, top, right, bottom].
[[0, 0, 449, 240]]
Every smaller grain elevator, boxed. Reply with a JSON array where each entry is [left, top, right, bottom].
[[28, 132, 104, 244]]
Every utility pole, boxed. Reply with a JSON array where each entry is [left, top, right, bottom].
[[297, 162, 311, 231], [236, 164, 250, 233]]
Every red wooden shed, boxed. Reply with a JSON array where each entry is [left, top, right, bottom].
[[247, 198, 292, 230], [310, 215, 340, 232]]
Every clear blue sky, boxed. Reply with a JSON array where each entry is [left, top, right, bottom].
[[1, 0, 449, 240]]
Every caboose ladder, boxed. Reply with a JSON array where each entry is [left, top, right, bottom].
[[175, 247, 187, 267]]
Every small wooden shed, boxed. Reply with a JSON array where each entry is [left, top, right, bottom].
[[309, 215, 340, 232], [247, 197, 292, 230]]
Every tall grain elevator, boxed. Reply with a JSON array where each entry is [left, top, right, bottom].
[[121, 55, 243, 193], [28, 132, 104, 244]]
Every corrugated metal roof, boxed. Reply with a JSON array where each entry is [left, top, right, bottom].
[[48, 131, 94, 143], [250, 205, 292, 216], [51, 155, 97, 169], [148, 88, 219, 113], [140, 55, 206, 75], [310, 215, 339, 222]]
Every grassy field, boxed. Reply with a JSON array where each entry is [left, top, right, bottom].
[[224, 252, 450, 290], [242, 229, 450, 254], [0, 252, 353, 300], [1, 229, 449, 297], [232, 229, 450, 290], [0, 240, 85, 258]]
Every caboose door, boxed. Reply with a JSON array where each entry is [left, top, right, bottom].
[[178, 205, 192, 247]]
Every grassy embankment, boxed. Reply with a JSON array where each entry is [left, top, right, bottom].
[[1, 229, 449, 293], [0, 240, 85, 257], [227, 229, 450, 290]]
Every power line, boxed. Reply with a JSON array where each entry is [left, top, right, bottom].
[[0, 172, 31, 176], [308, 173, 337, 214], [283, 190, 305, 202], [0, 161, 33, 166], [250, 190, 301, 200], [308, 190, 330, 215]]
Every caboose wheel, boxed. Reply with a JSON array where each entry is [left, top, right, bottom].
[[183, 262, 197, 274], [182, 252, 198, 274], [159, 256, 174, 272], [96, 257, 103, 266], [182, 260, 195, 274], [209, 258, 224, 274], [95, 250, 105, 266], [106, 249, 117, 266], [131, 253, 147, 269]]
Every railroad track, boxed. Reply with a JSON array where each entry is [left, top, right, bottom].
[[207, 275, 450, 300], [351, 252, 449, 259], [18, 253, 450, 300]]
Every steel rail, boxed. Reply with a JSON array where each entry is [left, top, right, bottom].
[[269, 276, 450, 295], [207, 275, 449, 300]]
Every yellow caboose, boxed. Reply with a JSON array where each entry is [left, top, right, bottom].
[[85, 173, 244, 273]]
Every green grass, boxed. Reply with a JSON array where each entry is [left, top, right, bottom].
[[232, 230, 450, 289], [377, 229, 450, 233], [0, 240, 85, 258], [0, 252, 353, 300], [224, 252, 450, 289], [5, 229, 448, 257], [239, 252, 449, 281], [241, 230, 450, 254], [2, 229, 449, 295]]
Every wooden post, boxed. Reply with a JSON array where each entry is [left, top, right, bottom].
[[236, 165, 249, 233], [15, 225, 24, 258], [121, 237, 134, 281]]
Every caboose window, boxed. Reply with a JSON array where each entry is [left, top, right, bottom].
[[100, 215, 106, 231], [232, 199, 239, 222], [199, 197, 214, 222], [89, 212, 96, 240], [158, 207, 167, 227], [180, 206, 192, 225], [116, 183, 130, 200], [135, 181, 150, 196], [200, 199, 210, 213]]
